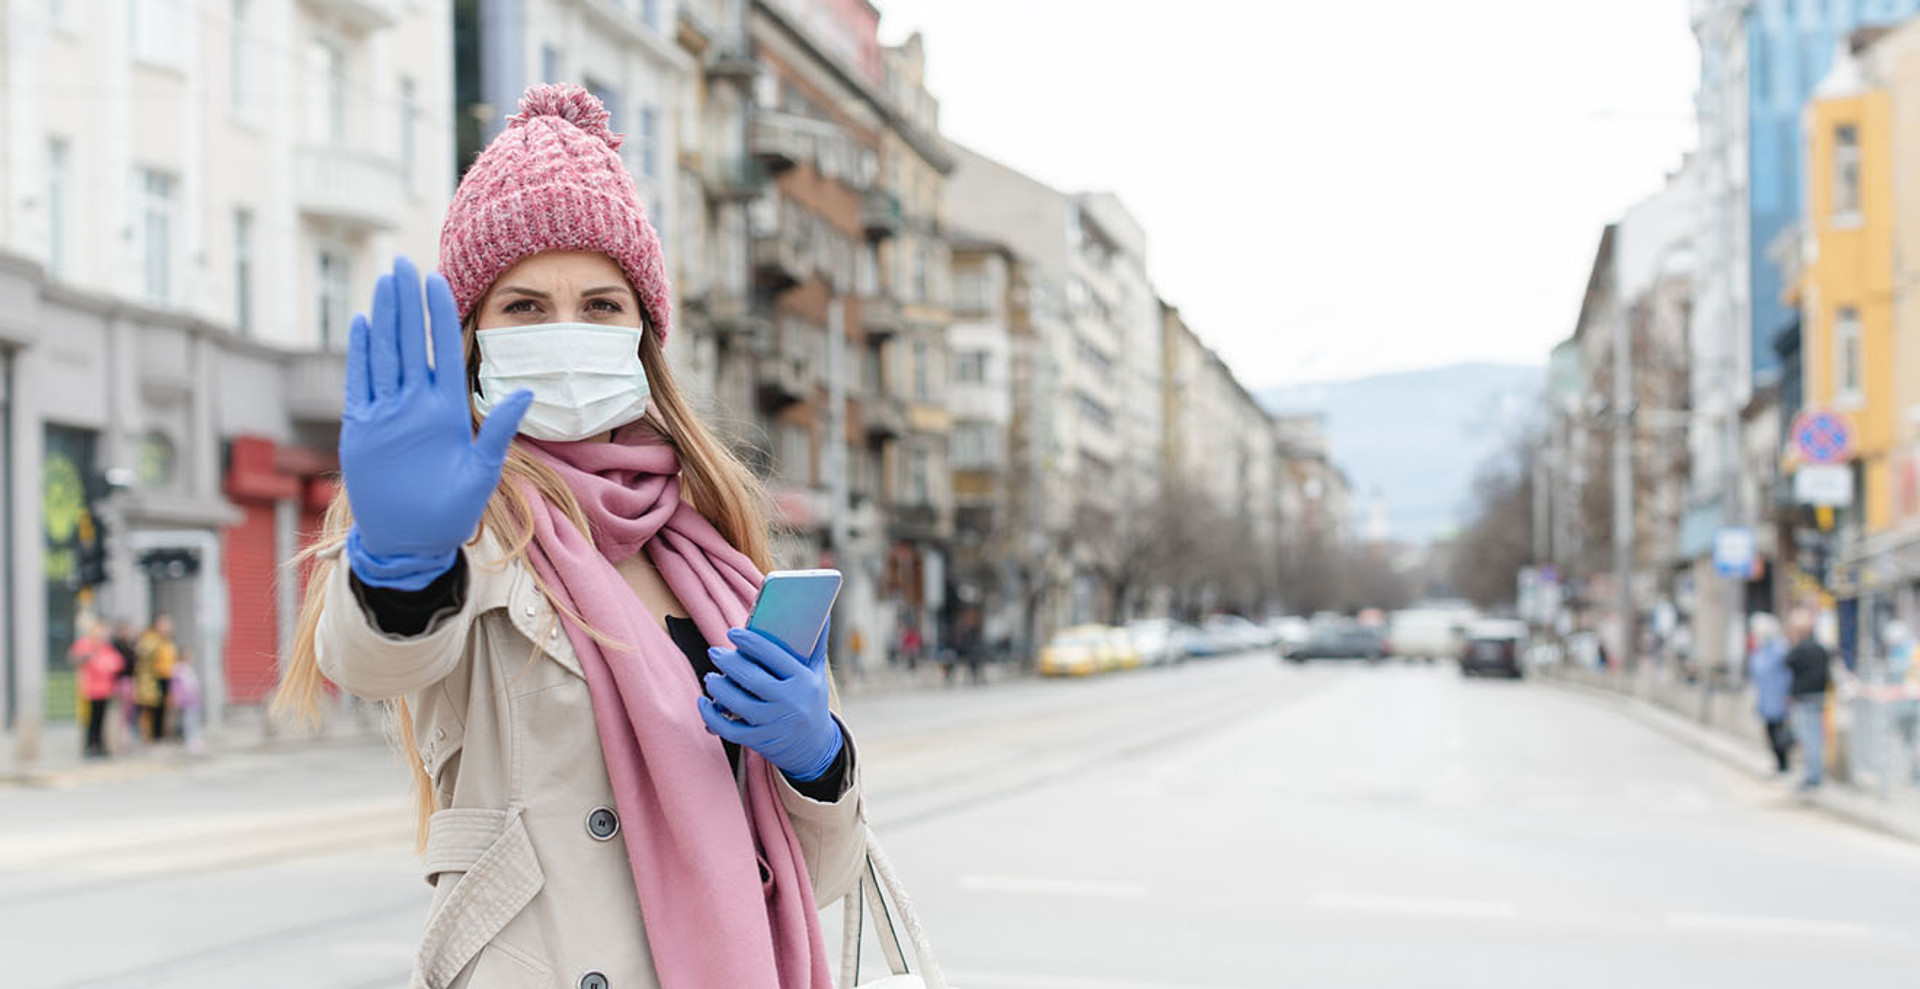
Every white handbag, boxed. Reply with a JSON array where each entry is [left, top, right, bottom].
[[840, 828, 948, 989]]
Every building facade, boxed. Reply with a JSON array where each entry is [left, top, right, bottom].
[[0, 0, 452, 755]]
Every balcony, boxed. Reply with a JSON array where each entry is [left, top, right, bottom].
[[328, 0, 399, 33], [287, 350, 347, 423], [752, 231, 808, 291], [859, 295, 901, 339], [295, 145, 404, 231], [701, 156, 769, 202], [860, 188, 902, 241], [705, 45, 758, 82], [750, 112, 807, 173], [864, 396, 906, 440], [692, 290, 765, 338], [756, 352, 811, 409], [888, 501, 943, 543]]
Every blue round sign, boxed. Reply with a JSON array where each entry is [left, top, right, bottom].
[[1792, 410, 1855, 466]]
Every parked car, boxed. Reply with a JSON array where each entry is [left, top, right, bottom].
[[1265, 616, 1312, 656], [1105, 626, 1143, 671], [1460, 619, 1529, 678], [1127, 619, 1184, 667], [1282, 622, 1389, 662], [1039, 626, 1108, 676], [1388, 608, 1473, 663], [1195, 614, 1268, 656]]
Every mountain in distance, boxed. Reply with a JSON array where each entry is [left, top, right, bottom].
[[1258, 362, 1544, 544]]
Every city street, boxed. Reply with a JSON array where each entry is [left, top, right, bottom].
[[4, 654, 1918, 988]]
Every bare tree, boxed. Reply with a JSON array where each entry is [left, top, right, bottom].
[[1451, 430, 1538, 609]]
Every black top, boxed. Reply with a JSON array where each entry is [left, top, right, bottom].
[[352, 555, 849, 800], [1785, 637, 1832, 697]]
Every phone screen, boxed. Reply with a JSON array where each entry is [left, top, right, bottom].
[[747, 570, 843, 657]]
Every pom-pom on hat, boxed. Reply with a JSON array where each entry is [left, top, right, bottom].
[[438, 84, 672, 341]]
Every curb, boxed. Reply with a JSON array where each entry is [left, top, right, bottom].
[[1540, 670, 1920, 846]]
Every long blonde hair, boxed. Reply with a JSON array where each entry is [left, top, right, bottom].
[[273, 310, 775, 850]]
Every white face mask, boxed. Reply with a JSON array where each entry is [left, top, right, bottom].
[[471, 322, 652, 442]]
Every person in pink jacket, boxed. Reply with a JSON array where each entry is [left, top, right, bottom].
[[69, 619, 123, 759]]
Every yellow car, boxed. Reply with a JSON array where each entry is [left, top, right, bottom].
[[1039, 626, 1109, 676], [1105, 626, 1143, 671]]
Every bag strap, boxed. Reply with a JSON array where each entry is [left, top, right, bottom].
[[841, 827, 947, 989]]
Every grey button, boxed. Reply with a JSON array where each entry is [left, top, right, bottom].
[[586, 806, 620, 841], [579, 973, 609, 989], [524, 603, 537, 617]]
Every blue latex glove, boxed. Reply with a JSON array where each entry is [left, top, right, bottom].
[[340, 257, 532, 589], [698, 623, 844, 782]]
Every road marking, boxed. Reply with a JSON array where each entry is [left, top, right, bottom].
[[1312, 892, 1518, 919], [958, 875, 1150, 899], [947, 972, 1250, 989], [1665, 912, 1876, 939]]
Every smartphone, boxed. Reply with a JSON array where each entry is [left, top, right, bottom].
[[746, 569, 843, 658]]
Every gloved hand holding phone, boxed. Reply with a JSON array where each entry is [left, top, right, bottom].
[[339, 257, 532, 589], [698, 621, 844, 782]]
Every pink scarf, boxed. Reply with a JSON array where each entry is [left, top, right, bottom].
[[521, 423, 831, 988]]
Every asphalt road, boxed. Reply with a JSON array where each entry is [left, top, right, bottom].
[[3, 654, 1918, 988]]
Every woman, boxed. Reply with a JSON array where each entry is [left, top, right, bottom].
[[134, 614, 179, 742], [69, 618, 123, 759], [276, 86, 865, 988], [1747, 612, 1793, 774]]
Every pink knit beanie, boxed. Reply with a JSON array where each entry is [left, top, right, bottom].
[[438, 84, 672, 340]]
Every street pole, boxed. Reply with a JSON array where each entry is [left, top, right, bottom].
[[1613, 302, 1635, 674]]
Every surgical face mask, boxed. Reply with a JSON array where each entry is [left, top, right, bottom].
[[471, 322, 651, 442]]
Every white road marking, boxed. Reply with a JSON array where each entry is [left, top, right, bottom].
[[958, 875, 1150, 899], [332, 942, 416, 959], [1312, 892, 1518, 919], [1665, 912, 1877, 939], [947, 972, 1250, 989]]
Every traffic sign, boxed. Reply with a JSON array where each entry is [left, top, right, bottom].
[[1790, 409, 1856, 465], [1713, 526, 1757, 578], [1794, 464, 1855, 506]]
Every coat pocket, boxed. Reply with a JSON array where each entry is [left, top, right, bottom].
[[415, 808, 549, 989]]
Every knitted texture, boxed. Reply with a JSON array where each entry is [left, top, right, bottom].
[[439, 84, 672, 340]]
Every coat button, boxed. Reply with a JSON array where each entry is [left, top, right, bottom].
[[579, 973, 609, 989], [586, 806, 620, 841], [524, 603, 537, 617]]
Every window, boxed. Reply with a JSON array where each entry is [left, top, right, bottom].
[[233, 209, 254, 336], [1834, 306, 1863, 404], [642, 0, 660, 30], [1833, 123, 1862, 220], [954, 351, 988, 384], [400, 76, 419, 191], [230, 0, 253, 115], [46, 139, 69, 279], [912, 242, 929, 303], [130, 0, 183, 67], [779, 424, 811, 485], [307, 39, 347, 144], [952, 423, 996, 468], [912, 339, 931, 402], [953, 269, 989, 314], [640, 105, 658, 180], [541, 44, 560, 83], [138, 169, 176, 303], [585, 78, 622, 139], [318, 248, 350, 349], [907, 447, 930, 504]]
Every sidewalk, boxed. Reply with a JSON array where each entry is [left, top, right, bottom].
[[3, 660, 1033, 790], [1540, 662, 1920, 845]]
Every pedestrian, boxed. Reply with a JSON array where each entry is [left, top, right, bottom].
[[68, 618, 123, 759], [1783, 608, 1833, 790], [109, 619, 139, 751], [273, 85, 864, 987], [1883, 621, 1920, 784], [899, 620, 923, 672], [1746, 612, 1793, 774], [134, 614, 179, 743], [959, 609, 987, 686], [171, 652, 205, 755]]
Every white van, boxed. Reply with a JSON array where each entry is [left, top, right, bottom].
[[1387, 608, 1474, 662]]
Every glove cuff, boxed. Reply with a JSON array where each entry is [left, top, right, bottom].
[[346, 529, 458, 591], [782, 722, 845, 783]]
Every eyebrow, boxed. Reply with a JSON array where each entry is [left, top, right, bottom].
[[495, 285, 632, 301]]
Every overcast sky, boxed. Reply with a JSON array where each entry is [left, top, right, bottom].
[[877, 0, 1699, 390]]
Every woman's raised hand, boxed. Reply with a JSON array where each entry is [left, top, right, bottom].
[[339, 257, 532, 589]]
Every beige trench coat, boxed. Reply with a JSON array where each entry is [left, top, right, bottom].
[[316, 534, 867, 989]]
